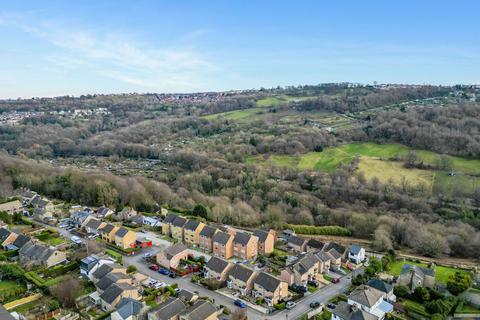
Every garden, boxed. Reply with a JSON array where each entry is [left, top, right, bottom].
[[34, 229, 65, 246]]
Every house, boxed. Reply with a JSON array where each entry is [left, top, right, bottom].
[[116, 207, 138, 221], [0, 200, 22, 215], [71, 210, 92, 228], [287, 235, 308, 252], [397, 264, 435, 291], [85, 218, 107, 235], [324, 242, 347, 259], [114, 228, 137, 249], [162, 214, 177, 236], [110, 297, 145, 320], [280, 252, 319, 286], [179, 300, 217, 320], [348, 245, 366, 264], [347, 285, 393, 320], [157, 243, 189, 269], [99, 224, 120, 243], [331, 301, 378, 320], [96, 272, 132, 293], [171, 216, 187, 241], [252, 272, 288, 306], [143, 216, 162, 228], [97, 207, 114, 219], [253, 229, 275, 255], [227, 264, 257, 296], [326, 248, 342, 270], [131, 215, 144, 226], [32, 198, 55, 213], [20, 190, 38, 206], [183, 220, 205, 246], [212, 231, 234, 259], [315, 251, 333, 274], [148, 297, 186, 320], [9, 234, 30, 250], [0, 228, 18, 248], [233, 232, 258, 260], [80, 255, 100, 276], [204, 256, 233, 282], [366, 279, 396, 302], [199, 226, 217, 252], [91, 262, 126, 282], [177, 289, 198, 304], [306, 239, 326, 252], [18, 241, 67, 267], [100, 283, 139, 311]]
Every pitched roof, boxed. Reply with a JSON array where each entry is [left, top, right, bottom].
[[99, 223, 115, 234], [149, 298, 186, 320], [212, 231, 232, 245], [172, 216, 187, 227], [366, 279, 393, 294], [332, 301, 378, 320], [315, 251, 334, 262], [115, 298, 143, 319], [97, 207, 112, 216], [12, 234, 29, 249], [349, 245, 363, 255], [163, 214, 177, 224], [199, 225, 217, 238], [0, 228, 12, 242], [327, 248, 342, 260], [325, 242, 346, 255], [205, 256, 231, 274], [92, 263, 125, 279], [288, 235, 307, 247], [253, 272, 282, 292], [164, 243, 188, 260], [234, 232, 253, 245], [349, 285, 384, 308], [0, 304, 16, 320], [100, 283, 135, 305], [307, 239, 325, 250], [85, 218, 103, 230], [253, 230, 270, 243], [184, 219, 201, 231], [115, 227, 129, 238], [180, 300, 216, 320], [19, 241, 59, 262], [400, 264, 435, 277], [96, 272, 130, 291], [177, 289, 196, 302], [289, 252, 319, 275], [228, 264, 255, 282]]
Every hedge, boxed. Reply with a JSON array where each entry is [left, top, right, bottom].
[[285, 224, 352, 236]]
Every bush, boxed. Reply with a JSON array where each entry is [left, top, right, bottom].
[[394, 285, 410, 299], [447, 272, 472, 295], [285, 224, 352, 236], [274, 302, 286, 310], [126, 265, 137, 273]]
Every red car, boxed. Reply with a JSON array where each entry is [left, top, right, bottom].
[[332, 278, 340, 284], [149, 264, 160, 271]]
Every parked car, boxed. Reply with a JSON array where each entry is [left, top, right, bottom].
[[291, 284, 307, 293], [327, 303, 336, 309], [149, 264, 160, 271], [286, 301, 295, 310], [308, 280, 319, 287], [158, 268, 170, 275], [58, 223, 68, 228], [234, 300, 247, 308], [87, 234, 97, 239], [169, 272, 177, 278], [310, 301, 320, 309], [144, 253, 152, 258], [332, 278, 340, 284]]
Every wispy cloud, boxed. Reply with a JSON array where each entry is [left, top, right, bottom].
[[0, 12, 216, 92]]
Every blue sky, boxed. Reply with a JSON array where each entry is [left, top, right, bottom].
[[0, 1, 479, 98]]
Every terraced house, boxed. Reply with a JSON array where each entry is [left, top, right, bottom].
[[114, 227, 137, 249], [233, 231, 258, 260], [212, 231, 234, 259], [227, 264, 258, 296], [204, 256, 233, 282], [162, 214, 177, 236], [199, 226, 217, 252], [179, 300, 217, 320], [253, 229, 275, 255], [99, 223, 120, 242], [171, 216, 188, 241], [85, 218, 106, 235], [183, 219, 205, 246], [252, 272, 288, 306], [18, 241, 67, 267]]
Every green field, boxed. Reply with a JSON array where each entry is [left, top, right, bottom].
[[387, 260, 471, 284], [0, 280, 24, 291], [246, 142, 480, 193]]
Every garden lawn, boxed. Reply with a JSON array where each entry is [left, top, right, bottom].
[[0, 280, 22, 291], [387, 260, 471, 284]]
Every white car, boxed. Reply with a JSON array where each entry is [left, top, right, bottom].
[[87, 234, 97, 239], [70, 236, 82, 244], [286, 301, 295, 310]]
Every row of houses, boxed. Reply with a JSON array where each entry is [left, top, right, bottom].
[[0, 227, 30, 251], [204, 256, 289, 306], [84, 217, 138, 249], [148, 297, 218, 320], [162, 214, 276, 260]]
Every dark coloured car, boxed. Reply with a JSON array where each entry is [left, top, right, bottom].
[[307, 280, 319, 287], [332, 278, 340, 284], [149, 264, 159, 271], [310, 301, 320, 309], [234, 299, 247, 308], [169, 272, 177, 278], [327, 303, 336, 309], [291, 284, 308, 293], [158, 268, 170, 275]]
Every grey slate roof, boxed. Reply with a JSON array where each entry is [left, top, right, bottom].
[[177, 289, 196, 302], [85, 218, 103, 230], [180, 300, 217, 320], [99, 223, 115, 234], [327, 248, 342, 260], [164, 243, 188, 260], [172, 216, 187, 227], [19, 241, 59, 262], [0, 304, 16, 320], [315, 251, 334, 262], [199, 225, 217, 238], [92, 263, 125, 280], [400, 264, 435, 277], [96, 272, 130, 291], [366, 279, 393, 294], [288, 235, 307, 247], [253, 272, 281, 292], [349, 245, 363, 255], [212, 231, 232, 245], [253, 230, 270, 243], [115, 227, 129, 238], [325, 242, 346, 255], [101, 283, 136, 305], [332, 301, 378, 320], [290, 252, 319, 275], [307, 239, 325, 250], [205, 256, 231, 274], [149, 297, 186, 320], [234, 232, 252, 245], [115, 297, 143, 319], [184, 219, 201, 231], [348, 285, 384, 308], [12, 234, 29, 249], [228, 264, 255, 282], [163, 214, 177, 224], [0, 228, 12, 242]]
